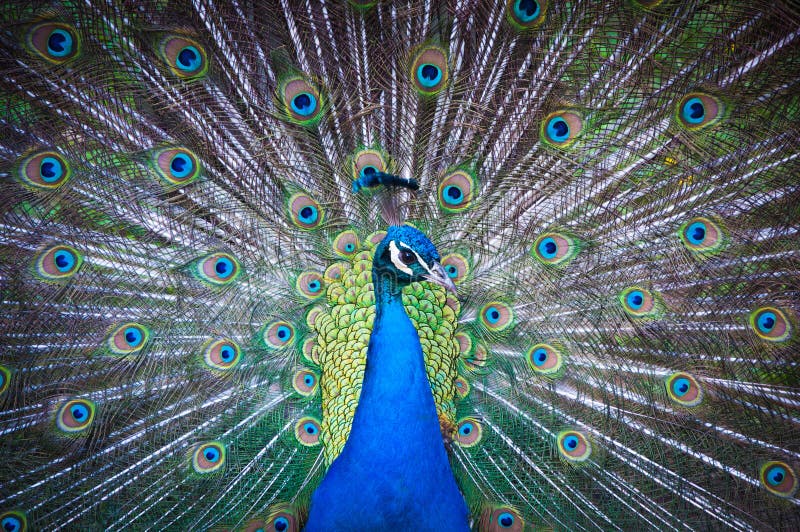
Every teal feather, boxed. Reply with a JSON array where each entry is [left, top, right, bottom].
[[1, 1, 799, 530]]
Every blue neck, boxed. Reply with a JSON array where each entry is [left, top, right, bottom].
[[304, 271, 468, 530]]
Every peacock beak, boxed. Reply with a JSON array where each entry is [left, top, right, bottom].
[[424, 262, 457, 294]]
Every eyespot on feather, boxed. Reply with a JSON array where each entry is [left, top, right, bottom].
[[28, 22, 79, 63], [676, 92, 723, 130], [678, 216, 725, 254], [288, 193, 324, 230], [18, 151, 71, 189], [35, 244, 82, 280], [296, 271, 325, 299], [506, 0, 547, 30], [107, 323, 150, 355], [153, 147, 202, 185], [191, 441, 226, 474], [454, 376, 470, 399], [0, 510, 27, 532], [56, 398, 95, 434], [0, 365, 11, 395], [263, 321, 295, 349], [280, 76, 324, 125], [557, 430, 591, 463], [454, 417, 482, 447], [351, 148, 388, 184], [159, 35, 208, 78], [437, 169, 476, 212], [333, 230, 360, 257], [532, 232, 579, 266], [749, 306, 792, 342], [479, 301, 514, 332], [760, 461, 798, 498], [194, 253, 240, 286], [295, 416, 321, 446], [441, 253, 470, 285], [526, 343, 565, 378], [293, 369, 319, 397], [480, 505, 524, 531], [665, 372, 703, 407], [202, 338, 241, 372], [541, 111, 582, 147], [265, 505, 299, 532], [619, 286, 661, 318], [410, 46, 448, 95]]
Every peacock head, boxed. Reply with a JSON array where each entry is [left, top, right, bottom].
[[373, 225, 456, 294]]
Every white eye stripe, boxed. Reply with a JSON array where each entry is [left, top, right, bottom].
[[390, 240, 434, 276], [389, 241, 414, 274]]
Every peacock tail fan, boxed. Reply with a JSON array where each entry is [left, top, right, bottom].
[[1, 0, 799, 530]]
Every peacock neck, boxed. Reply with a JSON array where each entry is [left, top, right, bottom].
[[303, 267, 469, 530], [362, 269, 436, 411], [373, 270, 405, 317]]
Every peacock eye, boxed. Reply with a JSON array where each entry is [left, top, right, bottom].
[[399, 249, 416, 265]]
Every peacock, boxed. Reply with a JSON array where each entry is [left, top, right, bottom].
[[0, 0, 799, 530]]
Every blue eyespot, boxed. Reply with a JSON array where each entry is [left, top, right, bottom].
[[54, 249, 76, 272], [204, 447, 220, 462], [124, 327, 143, 347], [220, 345, 235, 362], [277, 325, 291, 340], [214, 256, 234, 278], [290, 92, 318, 117], [459, 422, 474, 436], [686, 221, 706, 244], [40, 156, 64, 183], [532, 347, 548, 367], [308, 280, 320, 292], [170, 153, 194, 178], [485, 306, 501, 324], [47, 28, 74, 57], [345, 243, 355, 252], [537, 237, 558, 259], [274, 517, 289, 531], [513, 0, 541, 22], [767, 465, 786, 486], [681, 97, 705, 124], [445, 265, 458, 278], [672, 377, 690, 397], [70, 403, 89, 421], [546, 117, 570, 143], [417, 63, 442, 88], [176, 45, 202, 72], [298, 205, 319, 225], [757, 311, 776, 333], [1, 515, 23, 532], [304, 422, 318, 435], [626, 290, 644, 310], [564, 435, 579, 450], [442, 185, 464, 206], [304, 374, 315, 387], [497, 511, 515, 528]]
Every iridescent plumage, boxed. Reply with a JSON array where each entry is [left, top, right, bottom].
[[0, 1, 799, 530]]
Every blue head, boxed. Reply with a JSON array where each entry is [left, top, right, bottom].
[[373, 225, 456, 295]]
